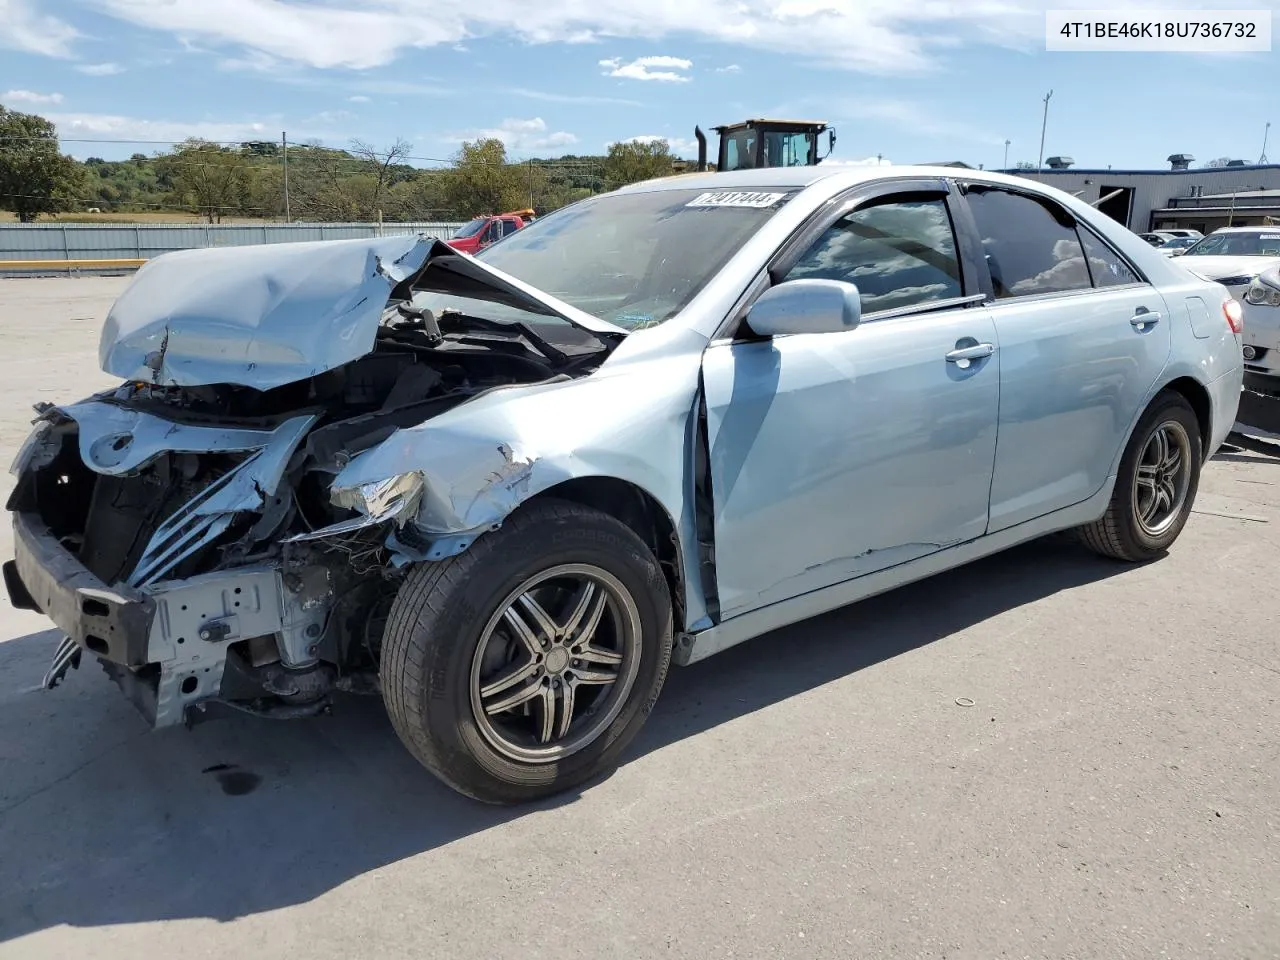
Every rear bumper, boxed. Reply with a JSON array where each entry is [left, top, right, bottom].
[[6, 511, 154, 666]]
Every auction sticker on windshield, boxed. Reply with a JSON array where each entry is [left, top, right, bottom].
[[687, 191, 788, 208]]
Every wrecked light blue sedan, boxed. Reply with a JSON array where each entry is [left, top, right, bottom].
[[5, 167, 1243, 803]]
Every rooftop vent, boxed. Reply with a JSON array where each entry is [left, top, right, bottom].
[[1226, 159, 1246, 167], [1045, 156, 1074, 169], [1168, 153, 1195, 170]]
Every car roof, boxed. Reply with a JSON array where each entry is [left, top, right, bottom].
[[1211, 226, 1278, 233], [614, 164, 1060, 196]]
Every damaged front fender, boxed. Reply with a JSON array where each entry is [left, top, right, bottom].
[[330, 427, 564, 563], [324, 341, 712, 628]]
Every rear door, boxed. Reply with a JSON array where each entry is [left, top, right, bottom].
[[957, 183, 1172, 531]]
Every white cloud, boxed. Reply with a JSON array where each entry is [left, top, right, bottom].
[[599, 55, 692, 82], [446, 116, 578, 152], [82, 0, 1063, 75], [0, 0, 80, 58], [507, 87, 642, 107], [76, 62, 125, 76], [836, 98, 1001, 145], [40, 112, 317, 153], [306, 109, 354, 124], [715, 64, 741, 73], [347, 95, 371, 103], [3, 89, 65, 105], [822, 155, 894, 166]]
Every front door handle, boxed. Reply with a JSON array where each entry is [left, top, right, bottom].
[[1131, 309, 1162, 329], [945, 342, 995, 364]]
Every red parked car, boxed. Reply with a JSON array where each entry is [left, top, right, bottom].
[[445, 209, 535, 254]]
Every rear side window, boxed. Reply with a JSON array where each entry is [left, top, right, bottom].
[[1079, 229, 1141, 287], [965, 187, 1090, 298], [783, 194, 963, 315]]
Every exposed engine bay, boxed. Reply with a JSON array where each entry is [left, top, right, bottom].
[[5, 241, 619, 728]]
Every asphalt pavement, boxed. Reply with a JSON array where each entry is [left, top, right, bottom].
[[1, 277, 1277, 959]]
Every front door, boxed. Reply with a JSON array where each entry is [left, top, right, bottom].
[[701, 189, 1001, 621]]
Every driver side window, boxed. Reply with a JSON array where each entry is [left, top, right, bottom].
[[782, 194, 963, 315]]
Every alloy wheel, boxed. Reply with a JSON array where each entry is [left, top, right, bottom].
[[469, 563, 642, 763]]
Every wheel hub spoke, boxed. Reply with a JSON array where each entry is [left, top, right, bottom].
[[575, 643, 623, 666], [515, 593, 560, 646], [502, 606, 547, 657], [483, 670, 544, 715], [570, 665, 619, 685]]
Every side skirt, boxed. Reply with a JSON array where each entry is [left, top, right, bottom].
[[676, 477, 1115, 666]]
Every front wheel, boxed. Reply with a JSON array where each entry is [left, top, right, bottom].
[[1076, 390, 1202, 562], [380, 500, 673, 804]]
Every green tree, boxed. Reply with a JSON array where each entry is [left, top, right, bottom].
[[444, 138, 530, 218], [158, 139, 251, 222], [350, 138, 413, 219], [601, 139, 673, 189], [0, 105, 86, 222]]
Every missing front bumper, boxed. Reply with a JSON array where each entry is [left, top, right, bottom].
[[7, 511, 335, 728]]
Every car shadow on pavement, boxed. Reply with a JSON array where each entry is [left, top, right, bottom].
[[0, 535, 1126, 942]]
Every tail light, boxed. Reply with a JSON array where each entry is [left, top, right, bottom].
[[1223, 296, 1244, 334]]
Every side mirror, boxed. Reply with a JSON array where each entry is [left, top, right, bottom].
[[746, 279, 861, 337]]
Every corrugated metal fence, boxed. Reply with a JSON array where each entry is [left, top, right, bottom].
[[0, 221, 465, 270]]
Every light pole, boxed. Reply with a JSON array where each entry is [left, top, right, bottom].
[[1003, 139, 1011, 169], [1037, 90, 1053, 171]]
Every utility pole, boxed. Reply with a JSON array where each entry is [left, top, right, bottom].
[[1003, 139, 1011, 169], [281, 131, 291, 223], [1261, 121, 1271, 164], [1037, 90, 1053, 172], [528, 159, 534, 211]]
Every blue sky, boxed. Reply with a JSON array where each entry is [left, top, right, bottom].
[[1, 0, 1277, 169]]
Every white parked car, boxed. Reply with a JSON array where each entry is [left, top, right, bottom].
[[1175, 227, 1280, 297], [1242, 266, 1280, 386], [1157, 237, 1199, 257]]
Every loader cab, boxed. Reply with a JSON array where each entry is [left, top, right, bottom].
[[694, 119, 835, 173]]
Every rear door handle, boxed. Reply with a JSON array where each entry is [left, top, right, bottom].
[[945, 342, 995, 364], [1131, 310, 1162, 328]]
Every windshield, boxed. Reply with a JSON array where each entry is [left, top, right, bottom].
[[1161, 238, 1196, 249], [452, 218, 488, 239], [1184, 231, 1280, 257], [459, 187, 798, 330]]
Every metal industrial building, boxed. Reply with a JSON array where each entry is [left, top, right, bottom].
[[999, 156, 1280, 234]]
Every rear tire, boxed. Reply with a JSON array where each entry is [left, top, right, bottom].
[[380, 499, 672, 804], [1076, 390, 1202, 562]]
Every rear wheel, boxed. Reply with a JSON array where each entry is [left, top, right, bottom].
[[380, 500, 672, 804], [1076, 391, 1202, 561]]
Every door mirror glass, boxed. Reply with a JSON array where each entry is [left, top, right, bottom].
[[746, 279, 862, 337]]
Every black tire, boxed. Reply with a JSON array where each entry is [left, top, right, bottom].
[[380, 499, 673, 804], [1076, 390, 1202, 562]]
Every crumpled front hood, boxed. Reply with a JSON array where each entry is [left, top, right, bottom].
[[1177, 254, 1280, 283], [99, 233, 624, 390]]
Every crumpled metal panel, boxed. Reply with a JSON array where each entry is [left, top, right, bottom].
[[329, 332, 713, 630], [98, 234, 625, 391], [59, 400, 300, 476], [99, 235, 434, 390], [125, 414, 317, 587]]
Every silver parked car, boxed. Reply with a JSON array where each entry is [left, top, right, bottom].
[[1241, 266, 1280, 386], [5, 167, 1244, 803]]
